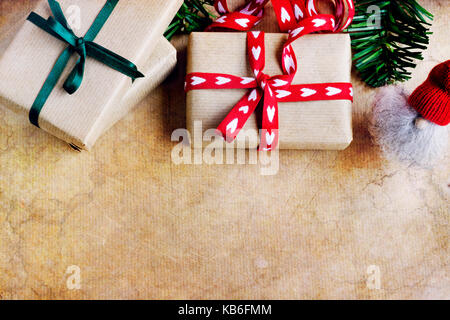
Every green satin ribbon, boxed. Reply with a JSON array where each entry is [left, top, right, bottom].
[[27, 0, 144, 127]]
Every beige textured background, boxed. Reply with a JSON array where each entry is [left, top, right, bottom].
[[0, 0, 449, 299]]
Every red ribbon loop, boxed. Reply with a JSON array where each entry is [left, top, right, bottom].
[[207, 0, 269, 31], [208, 0, 354, 33]]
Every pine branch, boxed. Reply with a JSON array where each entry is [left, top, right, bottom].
[[347, 0, 433, 87], [165, 0, 216, 40]]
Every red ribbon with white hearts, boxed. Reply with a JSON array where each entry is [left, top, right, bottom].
[[186, 15, 354, 150], [208, 0, 355, 33]]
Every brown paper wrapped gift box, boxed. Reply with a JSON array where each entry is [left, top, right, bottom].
[[0, 0, 182, 150], [186, 32, 353, 150]]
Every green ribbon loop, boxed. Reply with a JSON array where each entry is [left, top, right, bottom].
[[27, 0, 144, 127]]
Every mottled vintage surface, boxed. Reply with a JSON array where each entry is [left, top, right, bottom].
[[0, 0, 448, 300]]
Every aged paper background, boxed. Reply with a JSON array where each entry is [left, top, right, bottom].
[[0, 0, 449, 299]]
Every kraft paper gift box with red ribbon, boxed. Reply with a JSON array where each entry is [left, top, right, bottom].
[[186, 0, 355, 150], [0, 0, 182, 150]]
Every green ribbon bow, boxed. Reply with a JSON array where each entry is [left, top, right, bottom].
[[27, 0, 144, 127]]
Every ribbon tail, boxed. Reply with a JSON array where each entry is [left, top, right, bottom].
[[85, 41, 144, 81], [27, 13, 68, 43], [29, 47, 72, 127], [48, 0, 72, 31], [63, 50, 86, 94], [216, 89, 262, 142], [259, 85, 279, 151], [27, 14, 79, 48]]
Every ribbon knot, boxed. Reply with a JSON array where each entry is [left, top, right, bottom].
[[75, 37, 85, 50], [256, 72, 271, 89], [26, 0, 145, 127]]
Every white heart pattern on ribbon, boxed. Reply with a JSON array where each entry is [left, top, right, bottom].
[[280, 7, 291, 23], [272, 79, 288, 87], [215, 16, 227, 24], [252, 46, 261, 61], [266, 132, 275, 146], [217, 1, 226, 14], [191, 76, 206, 86], [326, 87, 342, 96], [308, 0, 317, 15], [294, 4, 304, 20], [216, 77, 231, 85], [239, 106, 249, 114], [226, 118, 238, 134], [240, 77, 254, 85], [276, 90, 291, 99], [235, 18, 250, 28], [267, 106, 276, 122], [301, 88, 316, 97], [252, 31, 261, 39], [291, 26, 304, 38], [284, 55, 296, 74], [248, 89, 258, 101], [312, 18, 326, 27]]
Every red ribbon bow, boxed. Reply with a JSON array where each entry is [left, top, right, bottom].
[[186, 0, 355, 150]]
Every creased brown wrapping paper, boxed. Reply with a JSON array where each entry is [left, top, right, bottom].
[[187, 32, 353, 150], [0, 0, 182, 150]]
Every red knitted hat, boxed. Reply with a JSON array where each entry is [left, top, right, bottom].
[[408, 60, 450, 126]]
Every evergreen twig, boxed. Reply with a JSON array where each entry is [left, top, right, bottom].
[[164, 0, 216, 40], [347, 0, 433, 87]]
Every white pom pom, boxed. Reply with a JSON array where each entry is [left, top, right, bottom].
[[369, 86, 448, 167]]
